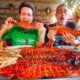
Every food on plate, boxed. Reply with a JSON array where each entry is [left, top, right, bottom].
[[0, 47, 80, 79], [0, 48, 21, 68]]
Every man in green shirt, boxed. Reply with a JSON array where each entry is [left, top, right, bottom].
[[0, 1, 46, 47]]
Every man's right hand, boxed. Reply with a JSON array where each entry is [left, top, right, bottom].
[[0, 17, 17, 41], [47, 30, 57, 41], [3, 17, 17, 30]]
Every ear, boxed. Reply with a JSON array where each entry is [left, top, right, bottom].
[[32, 15, 35, 22], [17, 14, 21, 21]]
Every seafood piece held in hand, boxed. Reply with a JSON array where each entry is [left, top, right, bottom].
[[48, 26, 80, 36], [13, 21, 36, 29]]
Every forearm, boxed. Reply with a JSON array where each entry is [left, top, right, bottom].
[[0, 27, 7, 41], [38, 27, 46, 42], [36, 30, 46, 47], [36, 39, 44, 47], [46, 40, 53, 47], [39, 33, 45, 43]]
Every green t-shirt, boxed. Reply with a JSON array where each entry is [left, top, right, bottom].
[[2, 24, 39, 46]]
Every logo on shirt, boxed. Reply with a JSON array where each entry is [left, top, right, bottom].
[[17, 38, 25, 44]]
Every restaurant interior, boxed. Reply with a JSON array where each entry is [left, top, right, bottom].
[[0, 0, 80, 80], [0, 0, 80, 27]]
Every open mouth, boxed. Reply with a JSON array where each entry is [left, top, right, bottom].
[[60, 17, 64, 20]]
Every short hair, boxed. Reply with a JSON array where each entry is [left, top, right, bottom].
[[56, 3, 68, 12], [19, 1, 35, 15]]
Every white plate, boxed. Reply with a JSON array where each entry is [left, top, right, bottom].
[[57, 45, 75, 49], [58, 45, 80, 51], [6, 45, 32, 49]]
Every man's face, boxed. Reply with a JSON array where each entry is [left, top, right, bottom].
[[56, 5, 68, 26], [19, 7, 33, 23]]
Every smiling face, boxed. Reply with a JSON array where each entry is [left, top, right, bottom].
[[55, 4, 68, 26], [19, 7, 34, 23]]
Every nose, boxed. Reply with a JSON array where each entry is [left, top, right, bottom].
[[25, 14, 29, 18], [61, 11, 65, 16], [23, 15, 29, 21]]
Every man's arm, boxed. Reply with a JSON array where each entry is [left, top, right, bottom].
[[0, 27, 8, 40], [0, 17, 16, 41], [35, 22, 46, 47]]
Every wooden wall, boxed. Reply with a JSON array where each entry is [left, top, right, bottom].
[[0, 0, 61, 25]]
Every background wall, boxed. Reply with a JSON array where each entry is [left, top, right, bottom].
[[0, 0, 61, 25]]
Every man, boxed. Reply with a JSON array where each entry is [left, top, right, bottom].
[[45, 3, 78, 46], [0, 1, 46, 47]]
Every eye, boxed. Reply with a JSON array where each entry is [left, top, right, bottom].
[[57, 10, 67, 14], [58, 10, 63, 14], [27, 13, 32, 16], [22, 13, 26, 16]]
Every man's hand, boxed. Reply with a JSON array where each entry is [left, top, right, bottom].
[[35, 22, 45, 35], [3, 17, 17, 30], [47, 30, 57, 41], [0, 17, 17, 41], [62, 31, 78, 45], [36, 22, 46, 42], [35, 22, 46, 47]]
